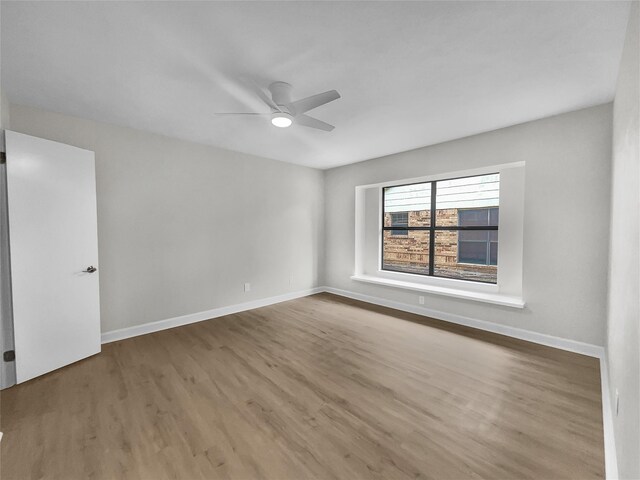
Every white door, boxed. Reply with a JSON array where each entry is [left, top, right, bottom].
[[5, 131, 101, 384]]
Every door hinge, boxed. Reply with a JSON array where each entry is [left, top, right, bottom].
[[3, 350, 15, 362], [0, 152, 6, 164]]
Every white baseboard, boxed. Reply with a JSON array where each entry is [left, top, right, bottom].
[[103, 284, 604, 356], [599, 354, 619, 480], [100, 287, 324, 344], [323, 286, 604, 358]]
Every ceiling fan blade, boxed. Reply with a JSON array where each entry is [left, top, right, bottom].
[[295, 114, 335, 131], [214, 112, 270, 116], [287, 90, 340, 115]]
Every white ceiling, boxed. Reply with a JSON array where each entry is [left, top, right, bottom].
[[1, 1, 631, 169]]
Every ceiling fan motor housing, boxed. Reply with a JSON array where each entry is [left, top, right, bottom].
[[269, 82, 293, 111]]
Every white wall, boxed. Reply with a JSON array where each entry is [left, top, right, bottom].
[[325, 104, 612, 346], [606, 3, 640, 478], [8, 104, 324, 334]]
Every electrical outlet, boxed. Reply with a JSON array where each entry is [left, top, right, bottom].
[[615, 389, 620, 416], [419, 296, 425, 305], [244, 282, 251, 293]]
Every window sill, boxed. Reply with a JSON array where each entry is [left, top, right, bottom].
[[350, 274, 525, 309]]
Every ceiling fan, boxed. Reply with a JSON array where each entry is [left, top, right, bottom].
[[216, 81, 341, 131]]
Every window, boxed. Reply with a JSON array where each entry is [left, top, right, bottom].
[[458, 208, 498, 266], [382, 173, 499, 283], [390, 212, 408, 236]]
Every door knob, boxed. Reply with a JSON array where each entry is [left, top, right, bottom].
[[83, 266, 97, 273]]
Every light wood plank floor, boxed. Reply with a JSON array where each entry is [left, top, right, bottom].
[[1, 293, 604, 479]]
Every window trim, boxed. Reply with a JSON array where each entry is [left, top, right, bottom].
[[381, 173, 499, 284], [350, 273, 525, 308]]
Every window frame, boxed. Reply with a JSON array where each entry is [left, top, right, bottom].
[[381, 173, 499, 284]]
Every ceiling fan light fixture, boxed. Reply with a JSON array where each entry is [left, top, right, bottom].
[[271, 112, 293, 128]]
